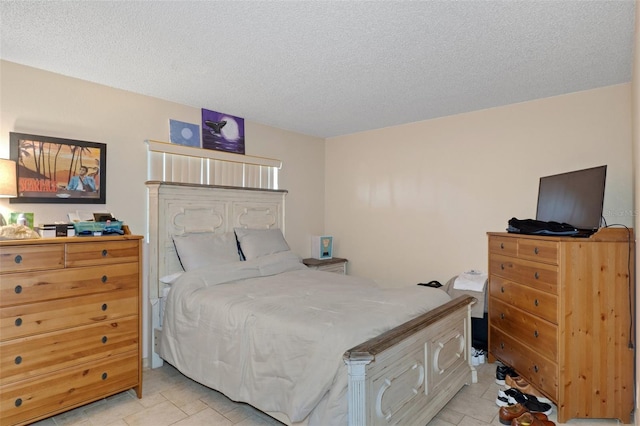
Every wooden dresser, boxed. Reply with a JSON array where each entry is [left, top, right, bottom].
[[0, 235, 143, 426], [487, 228, 634, 423]]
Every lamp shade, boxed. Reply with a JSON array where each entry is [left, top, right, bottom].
[[0, 158, 17, 198]]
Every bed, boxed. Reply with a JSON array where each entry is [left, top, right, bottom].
[[147, 181, 476, 426]]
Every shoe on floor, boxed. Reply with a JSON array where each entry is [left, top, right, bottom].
[[496, 395, 510, 407], [471, 348, 486, 366], [471, 348, 480, 366], [499, 403, 550, 425], [511, 411, 556, 426], [499, 388, 527, 405], [505, 375, 552, 404], [496, 363, 519, 385], [498, 389, 553, 416]]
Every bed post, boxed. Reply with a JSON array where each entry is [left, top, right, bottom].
[[467, 303, 478, 384], [146, 182, 163, 368], [344, 353, 374, 426]]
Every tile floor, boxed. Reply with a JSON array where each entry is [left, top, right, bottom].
[[30, 362, 628, 426]]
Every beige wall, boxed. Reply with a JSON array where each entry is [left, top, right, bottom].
[[326, 84, 633, 288], [0, 60, 326, 360], [0, 60, 326, 256]]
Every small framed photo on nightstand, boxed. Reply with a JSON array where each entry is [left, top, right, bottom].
[[311, 235, 333, 260]]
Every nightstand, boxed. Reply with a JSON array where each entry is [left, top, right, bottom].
[[303, 257, 348, 275]]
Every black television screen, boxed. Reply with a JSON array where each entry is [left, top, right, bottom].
[[535, 165, 607, 231]]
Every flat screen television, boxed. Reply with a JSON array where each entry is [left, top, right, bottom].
[[535, 165, 607, 232]]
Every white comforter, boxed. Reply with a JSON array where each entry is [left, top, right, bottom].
[[160, 251, 451, 425]]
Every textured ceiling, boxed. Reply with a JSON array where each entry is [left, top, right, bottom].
[[0, 1, 636, 138]]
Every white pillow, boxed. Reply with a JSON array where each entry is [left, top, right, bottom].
[[173, 232, 240, 271], [234, 227, 290, 260], [159, 271, 184, 285]]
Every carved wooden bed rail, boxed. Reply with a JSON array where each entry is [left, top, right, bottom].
[[344, 296, 476, 426]]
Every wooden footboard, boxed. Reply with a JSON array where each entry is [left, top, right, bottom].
[[343, 296, 476, 426]]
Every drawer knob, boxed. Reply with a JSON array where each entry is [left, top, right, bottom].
[[534, 330, 539, 338], [534, 247, 539, 255], [500, 313, 505, 320], [500, 342, 505, 349], [102, 336, 108, 344], [533, 365, 539, 373], [501, 263, 505, 270], [14, 318, 22, 327], [101, 275, 108, 283], [102, 372, 108, 380], [14, 398, 22, 407], [534, 299, 539, 306], [14, 285, 22, 294], [14, 356, 22, 365], [500, 243, 504, 249], [101, 303, 108, 311], [500, 286, 505, 293], [534, 272, 540, 279], [14, 254, 22, 264], [102, 249, 108, 257]]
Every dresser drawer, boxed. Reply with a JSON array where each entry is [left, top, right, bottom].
[[490, 326, 557, 401], [489, 276, 558, 324], [0, 263, 139, 307], [0, 289, 138, 341], [518, 239, 559, 265], [65, 240, 140, 267], [489, 298, 557, 362], [489, 236, 518, 257], [0, 352, 138, 426], [0, 316, 138, 385], [0, 245, 64, 273], [489, 254, 558, 294]]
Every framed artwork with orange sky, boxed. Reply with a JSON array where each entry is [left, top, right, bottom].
[[9, 132, 106, 204]]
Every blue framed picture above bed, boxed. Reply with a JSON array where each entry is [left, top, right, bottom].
[[311, 235, 333, 260], [169, 119, 201, 148]]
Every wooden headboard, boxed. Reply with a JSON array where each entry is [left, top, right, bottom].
[[146, 181, 288, 299]]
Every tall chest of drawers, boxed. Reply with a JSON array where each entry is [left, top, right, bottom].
[[0, 236, 143, 426], [487, 229, 634, 424]]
